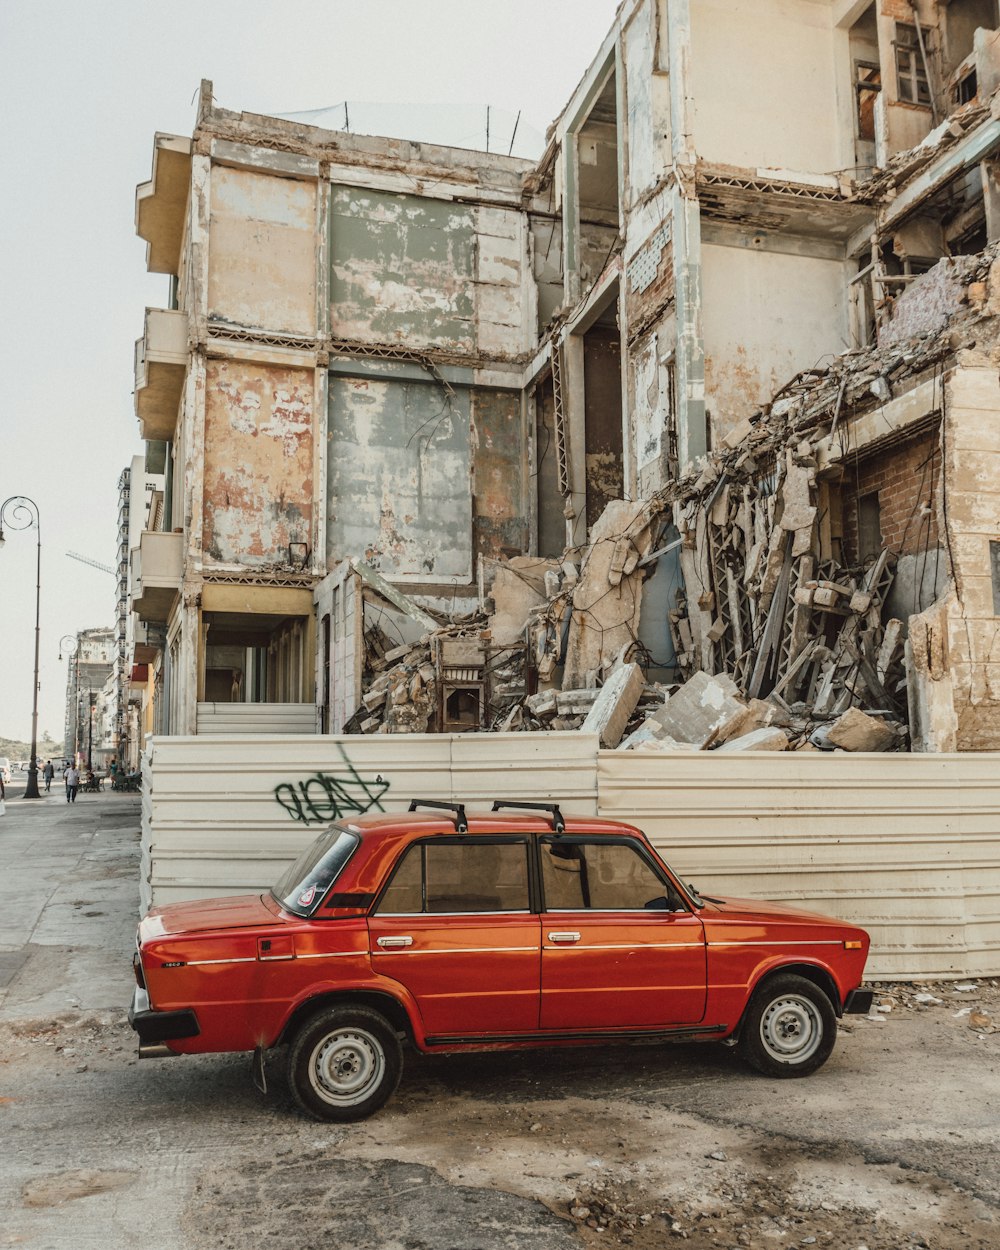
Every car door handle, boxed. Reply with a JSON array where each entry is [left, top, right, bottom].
[[376, 936, 413, 948], [547, 931, 581, 943]]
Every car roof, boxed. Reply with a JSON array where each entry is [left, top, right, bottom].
[[338, 811, 645, 838]]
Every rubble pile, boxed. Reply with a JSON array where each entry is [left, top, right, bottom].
[[347, 248, 1000, 749]]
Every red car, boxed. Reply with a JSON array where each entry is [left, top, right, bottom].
[[130, 801, 873, 1120]]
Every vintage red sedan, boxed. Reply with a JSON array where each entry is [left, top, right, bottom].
[[130, 801, 873, 1120]]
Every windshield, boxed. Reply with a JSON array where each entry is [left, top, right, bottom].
[[271, 826, 360, 917]]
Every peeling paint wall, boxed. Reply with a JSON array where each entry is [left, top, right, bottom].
[[622, 0, 671, 208], [941, 365, 1000, 750], [628, 319, 676, 497], [701, 240, 849, 438], [326, 371, 472, 581], [203, 359, 315, 566], [330, 187, 476, 351], [689, 0, 851, 173], [208, 166, 317, 335], [476, 206, 531, 357], [472, 389, 525, 562], [624, 222, 674, 340]]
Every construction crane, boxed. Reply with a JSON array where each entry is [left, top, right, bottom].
[[66, 550, 115, 576]]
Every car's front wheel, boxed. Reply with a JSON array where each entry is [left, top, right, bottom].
[[737, 973, 837, 1078], [288, 1005, 403, 1121]]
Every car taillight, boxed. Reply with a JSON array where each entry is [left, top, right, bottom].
[[843, 940, 863, 950], [133, 951, 146, 989]]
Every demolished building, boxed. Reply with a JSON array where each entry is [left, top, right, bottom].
[[130, 0, 1000, 754]]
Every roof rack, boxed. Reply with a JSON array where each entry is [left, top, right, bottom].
[[408, 799, 468, 832], [491, 801, 565, 833]]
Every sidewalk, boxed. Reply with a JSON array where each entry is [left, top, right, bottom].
[[0, 788, 142, 1021]]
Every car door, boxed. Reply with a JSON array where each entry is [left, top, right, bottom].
[[539, 836, 707, 1030], [368, 836, 541, 1039]]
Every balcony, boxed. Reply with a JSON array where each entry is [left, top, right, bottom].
[[135, 133, 192, 275], [135, 308, 188, 441], [132, 619, 165, 664], [132, 530, 184, 624]]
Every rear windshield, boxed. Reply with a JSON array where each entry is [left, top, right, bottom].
[[271, 826, 360, 917]]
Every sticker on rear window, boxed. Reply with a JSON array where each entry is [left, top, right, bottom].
[[297, 885, 317, 907]]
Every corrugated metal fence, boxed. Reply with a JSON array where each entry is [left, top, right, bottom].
[[142, 735, 1000, 980]]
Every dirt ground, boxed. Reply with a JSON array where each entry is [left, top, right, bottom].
[[2, 983, 998, 1250]]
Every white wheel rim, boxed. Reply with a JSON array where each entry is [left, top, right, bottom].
[[309, 1027, 385, 1106], [759, 994, 823, 1065]]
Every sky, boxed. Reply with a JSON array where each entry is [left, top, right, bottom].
[[0, 0, 621, 746]]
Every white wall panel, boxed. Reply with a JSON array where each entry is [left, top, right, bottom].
[[143, 735, 1000, 980]]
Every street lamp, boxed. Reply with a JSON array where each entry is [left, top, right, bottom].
[[0, 495, 42, 799]]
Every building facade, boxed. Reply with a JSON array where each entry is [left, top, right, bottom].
[[131, 0, 1000, 750]]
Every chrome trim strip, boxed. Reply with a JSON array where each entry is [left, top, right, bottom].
[[371, 945, 538, 955], [373, 909, 533, 917], [296, 950, 365, 960], [184, 957, 257, 967], [544, 941, 705, 951], [710, 940, 845, 945]]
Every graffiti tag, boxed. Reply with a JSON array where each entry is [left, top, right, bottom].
[[274, 745, 390, 824]]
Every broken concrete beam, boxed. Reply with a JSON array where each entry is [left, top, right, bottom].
[[618, 719, 664, 751], [557, 689, 600, 716], [714, 727, 789, 752], [525, 690, 557, 719], [648, 671, 746, 747], [713, 697, 779, 745], [382, 644, 413, 665], [826, 707, 899, 752], [581, 662, 645, 749], [352, 560, 439, 631], [562, 500, 657, 688], [722, 417, 754, 449]]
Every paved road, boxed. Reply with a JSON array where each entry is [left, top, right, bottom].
[[1, 790, 998, 1250]]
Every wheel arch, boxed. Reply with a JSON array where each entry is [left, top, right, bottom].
[[276, 989, 418, 1048], [732, 962, 843, 1042]]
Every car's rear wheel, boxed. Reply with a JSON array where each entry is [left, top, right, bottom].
[[737, 973, 837, 1078], [287, 1005, 402, 1121]]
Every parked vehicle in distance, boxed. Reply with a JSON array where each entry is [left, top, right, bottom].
[[130, 801, 873, 1121]]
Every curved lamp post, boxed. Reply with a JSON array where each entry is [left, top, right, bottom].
[[59, 634, 79, 763], [0, 495, 42, 799]]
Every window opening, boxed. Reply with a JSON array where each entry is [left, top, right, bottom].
[[895, 23, 932, 106], [855, 61, 881, 141]]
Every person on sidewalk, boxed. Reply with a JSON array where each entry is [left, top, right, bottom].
[[65, 764, 80, 804], [43, 760, 54, 793]]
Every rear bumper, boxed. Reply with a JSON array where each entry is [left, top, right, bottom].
[[128, 985, 200, 1055], [843, 988, 875, 1015]]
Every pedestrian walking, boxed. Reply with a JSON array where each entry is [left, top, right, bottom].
[[43, 760, 54, 793], [65, 764, 80, 804]]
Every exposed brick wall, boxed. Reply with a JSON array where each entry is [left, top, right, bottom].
[[841, 427, 941, 565]]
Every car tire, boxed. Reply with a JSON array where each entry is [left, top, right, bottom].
[[737, 973, 837, 1078], [287, 1005, 403, 1121]]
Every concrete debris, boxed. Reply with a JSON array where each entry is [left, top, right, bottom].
[[826, 707, 901, 753], [714, 727, 789, 753], [646, 671, 745, 748], [580, 662, 645, 748]]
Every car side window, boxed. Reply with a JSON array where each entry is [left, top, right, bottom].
[[540, 839, 685, 912], [375, 840, 530, 914]]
